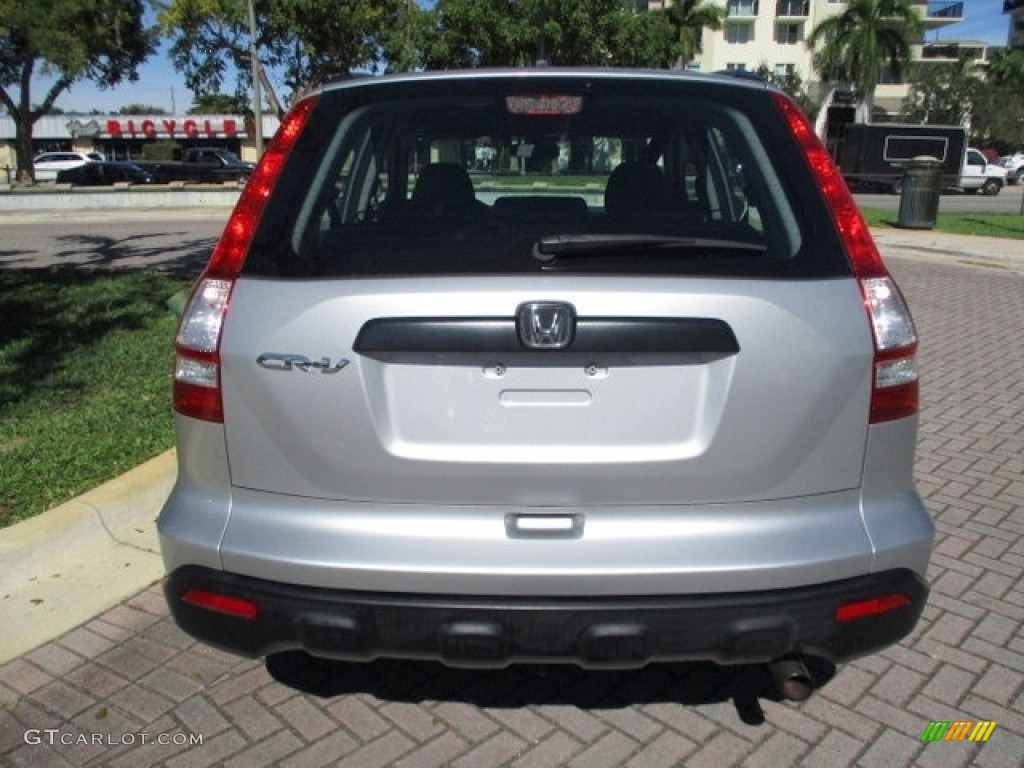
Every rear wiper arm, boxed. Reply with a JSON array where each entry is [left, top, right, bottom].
[[532, 234, 767, 264]]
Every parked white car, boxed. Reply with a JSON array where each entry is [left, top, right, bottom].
[[32, 151, 103, 182], [959, 148, 1007, 195], [998, 153, 1024, 185]]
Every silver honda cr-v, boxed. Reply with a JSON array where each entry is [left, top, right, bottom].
[[159, 68, 933, 702]]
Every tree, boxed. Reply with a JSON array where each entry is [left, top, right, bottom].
[[806, 0, 921, 122], [974, 49, 1024, 152], [0, 0, 154, 182], [900, 49, 1024, 151], [159, 0, 409, 106], [120, 104, 169, 115], [900, 54, 981, 127], [756, 64, 817, 121], [188, 92, 250, 114], [972, 84, 1024, 153], [986, 47, 1024, 91], [379, 1, 437, 73], [422, 0, 533, 68], [608, 8, 679, 69], [422, 0, 680, 69], [663, 0, 727, 69]]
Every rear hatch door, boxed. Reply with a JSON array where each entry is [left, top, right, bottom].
[[220, 274, 870, 506]]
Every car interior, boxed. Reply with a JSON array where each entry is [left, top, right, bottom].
[[246, 92, 809, 277]]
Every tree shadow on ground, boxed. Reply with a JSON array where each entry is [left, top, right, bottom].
[[267, 652, 836, 726], [958, 216, 1024, 237], [48, 231, 216, 277], [0, 230, 214, 277], [0, 269, 188, 407]]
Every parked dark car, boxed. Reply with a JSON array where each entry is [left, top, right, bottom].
[[134, 148, 255, 184], [57, 161, 155, 186]]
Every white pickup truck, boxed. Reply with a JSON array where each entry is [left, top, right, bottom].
[[959, 148, 1008, 195]]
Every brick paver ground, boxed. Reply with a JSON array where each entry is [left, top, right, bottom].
[[1, 256, 1022, 768]]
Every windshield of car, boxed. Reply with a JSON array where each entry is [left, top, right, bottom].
[[246, 75, 848, 279]]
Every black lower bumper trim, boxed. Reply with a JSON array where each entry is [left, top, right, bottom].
[[163, 567, 927, 668]]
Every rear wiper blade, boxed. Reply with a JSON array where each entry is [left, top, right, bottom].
[[532, 234, 767, 264]]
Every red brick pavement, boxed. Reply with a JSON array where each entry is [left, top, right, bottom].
[[1, 257, 1022, 768]]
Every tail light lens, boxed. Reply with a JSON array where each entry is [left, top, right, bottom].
[[772, 92, 918, 423], [835, 592, 911, 623], [181, 588, 259, 620], [173, 279, 233, 421], [173, 96, 318, 422], [860, 276, 919, 422]]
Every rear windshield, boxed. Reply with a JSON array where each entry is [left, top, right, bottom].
[[245, 74, 849, 279]]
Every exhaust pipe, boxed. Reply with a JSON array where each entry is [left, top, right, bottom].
[[770, 657, 813, 702]]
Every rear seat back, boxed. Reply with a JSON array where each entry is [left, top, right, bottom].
[[493, 195, 589, 235]]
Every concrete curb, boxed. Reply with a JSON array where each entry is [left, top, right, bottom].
[[872, 229, 1024, 275], [0, 450, 176, 664], [0, 187, 242, 213]]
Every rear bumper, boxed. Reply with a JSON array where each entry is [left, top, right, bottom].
[[164, 566, 927, 668]]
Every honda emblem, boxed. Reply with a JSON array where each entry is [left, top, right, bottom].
[[517, 302, 576, 350]]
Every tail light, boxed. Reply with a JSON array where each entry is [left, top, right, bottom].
[[181, 588, 258, 619], [173, 96, 318, 422], [772, 92, 918, 423], [835, 593, 911, 623]]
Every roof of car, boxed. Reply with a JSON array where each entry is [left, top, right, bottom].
[[308, 67, 771, 99]]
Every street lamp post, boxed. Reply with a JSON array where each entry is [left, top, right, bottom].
[[247, 0, 263, 156]]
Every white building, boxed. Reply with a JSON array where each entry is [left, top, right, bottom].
[[649, 0, 990, 117], [0, 114, 281, 181]]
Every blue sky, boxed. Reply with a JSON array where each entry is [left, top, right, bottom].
[[938, 0, 1011, 45], [24, 0, 1015, 115]]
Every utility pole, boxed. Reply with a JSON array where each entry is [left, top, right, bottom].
[[247, 0, 263, 156]]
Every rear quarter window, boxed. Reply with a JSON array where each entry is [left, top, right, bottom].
[[245, 74, 849, 280]]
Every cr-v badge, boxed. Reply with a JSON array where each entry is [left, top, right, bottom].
[[517, 302, 576, 350], [256, 353, 350, 373]]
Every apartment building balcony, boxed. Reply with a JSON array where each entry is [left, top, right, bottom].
[[917, 1, 963, 29], [775, 0, 809, 18], [726, 0, 759, 19], [918, 41, 989, 62]]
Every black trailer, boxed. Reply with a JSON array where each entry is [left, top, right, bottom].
[[835, 123, 966, 193]]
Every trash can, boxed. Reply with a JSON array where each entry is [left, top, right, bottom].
[[896, 156, 942, 229]]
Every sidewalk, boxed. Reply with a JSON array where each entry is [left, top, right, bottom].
[[871, 228, 1024, 274], [0, 451, 174, 664], [0, 227, 1021, 666]]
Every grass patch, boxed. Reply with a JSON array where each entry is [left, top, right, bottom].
[[0, 270, 190, 528], [861, 207, 1024, 239]]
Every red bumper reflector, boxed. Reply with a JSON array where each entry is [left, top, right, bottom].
[[182, 588, 259, 620], [835, 593, 911, 623]]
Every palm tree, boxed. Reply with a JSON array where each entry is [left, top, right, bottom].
[[663, 0, 727, 69], [986, 47, 1024, 90], [902, 53, 982, 128], [806, 0, 921, 122]]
